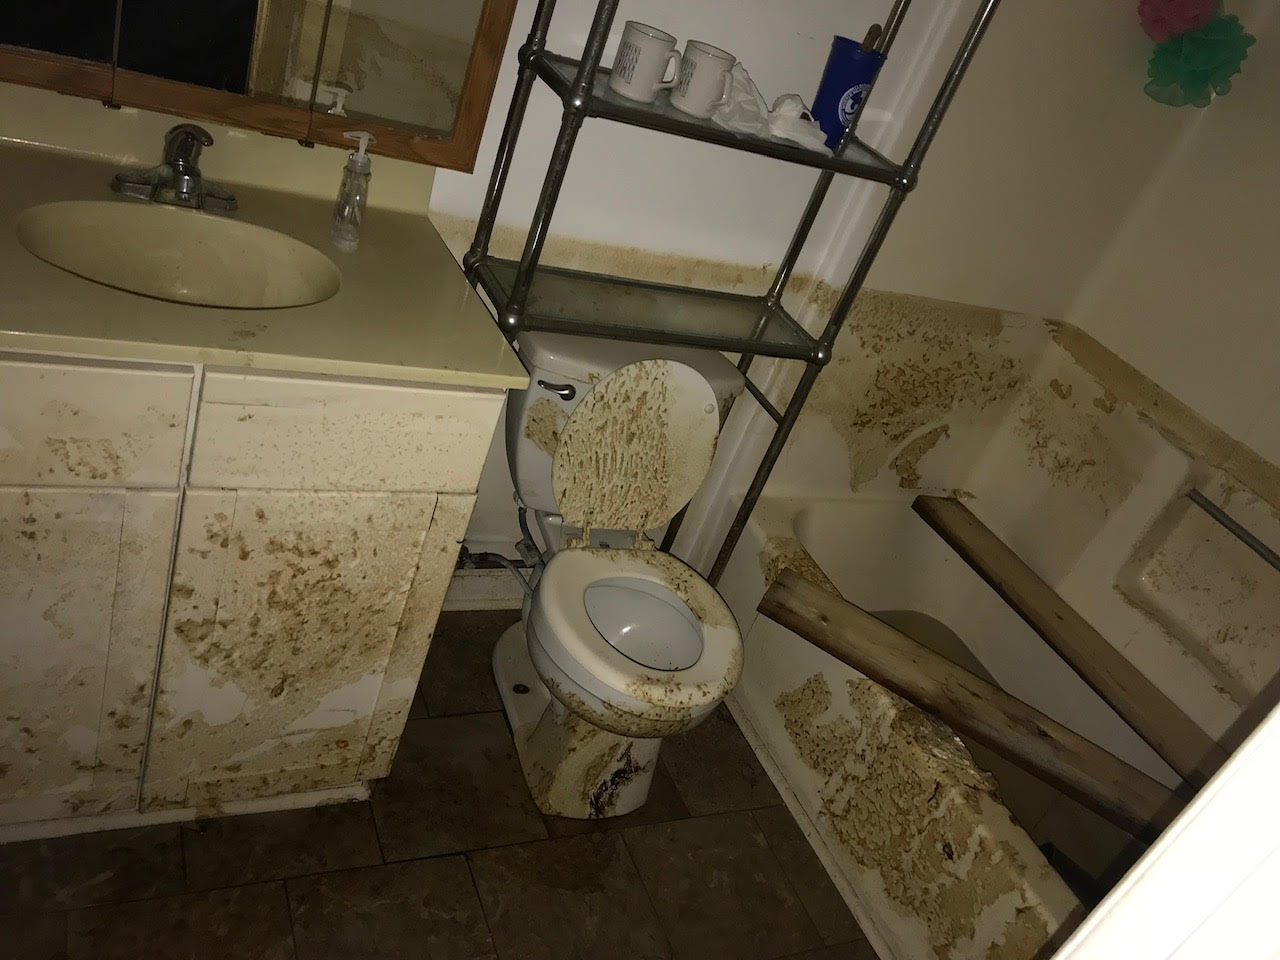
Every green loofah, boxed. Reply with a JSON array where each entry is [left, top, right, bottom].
[[1145, 12, 1256, 106]]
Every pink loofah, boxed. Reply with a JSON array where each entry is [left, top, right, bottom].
[[1138, 0, 1217, 43]]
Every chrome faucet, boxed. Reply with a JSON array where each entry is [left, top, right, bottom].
[[112, 123, 237, 212]]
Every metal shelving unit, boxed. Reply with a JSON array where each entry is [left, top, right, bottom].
[[464, 0, 1002, 583]]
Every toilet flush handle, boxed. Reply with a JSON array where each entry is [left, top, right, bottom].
[[537, 380, 576, 402]]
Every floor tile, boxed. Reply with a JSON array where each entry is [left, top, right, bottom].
[[469, 833, 671, 960], [660, 706, 781, 815], [753, 806, 865, 946], [542, 762, 690, 839], [288, 856, 495, 960], [421, 610, 517, 717], [371, 714, 547, 861], [0, 911, 66, 960], [408, 684, 428, 720], [0, 824, 183, 911], [66, 883, 294, 960], [624, 811, 822, 960], [182, 801, 382, 891]]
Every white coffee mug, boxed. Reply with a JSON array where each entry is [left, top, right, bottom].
[[669, 40, 735, 118], [608, 22, 681, 104]]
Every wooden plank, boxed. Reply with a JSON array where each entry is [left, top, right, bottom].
[[0, 45, 112, 100], [912, 495, 1228, 785], [759, 570, 1187, 838]]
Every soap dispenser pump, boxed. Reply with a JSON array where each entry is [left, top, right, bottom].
[[331, 131, 375, 253]]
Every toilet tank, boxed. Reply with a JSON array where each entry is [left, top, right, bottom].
[[506, 332, 745, 516]]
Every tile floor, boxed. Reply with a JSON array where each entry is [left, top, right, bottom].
[[0, 610, 876, 960]]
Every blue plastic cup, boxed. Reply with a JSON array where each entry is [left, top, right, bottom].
[[812, 36, 886, 149]]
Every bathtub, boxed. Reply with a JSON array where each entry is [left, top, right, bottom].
[[714, 494, 1150, 960]]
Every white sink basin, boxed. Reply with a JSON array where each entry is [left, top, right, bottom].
[[17, 200, 341, 309]]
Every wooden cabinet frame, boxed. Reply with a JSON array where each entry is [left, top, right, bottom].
[[0, 0, 516, 172]]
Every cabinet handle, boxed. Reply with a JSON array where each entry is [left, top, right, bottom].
[[537, 380, 575, 402]]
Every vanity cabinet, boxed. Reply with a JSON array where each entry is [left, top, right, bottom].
[[140, 488, 451, 809], [0, 358, 502, 829], [0, 355, 191, 825]]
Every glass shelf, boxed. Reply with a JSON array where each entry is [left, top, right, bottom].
[[473, 256, 819, 360], [534, 51, 903, 185]]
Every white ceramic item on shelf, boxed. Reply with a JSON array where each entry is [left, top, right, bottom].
[[494, 332, 746, 820], [669, 40, 736, 119], [608, 21, 681, 104]]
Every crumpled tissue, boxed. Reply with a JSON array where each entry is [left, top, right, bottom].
[[712, 63, 832, 156]]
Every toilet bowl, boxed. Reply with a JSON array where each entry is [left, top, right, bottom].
[[493, 333, 745, 819], [528, 548, 742, 737]]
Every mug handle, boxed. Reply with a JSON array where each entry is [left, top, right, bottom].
[[714, 68, 734, 108], [659, 50, 682, 89]]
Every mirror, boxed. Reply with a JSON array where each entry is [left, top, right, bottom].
[[311, 0, 485, 136], [3, 5, 115, 64], [0, 0, 515, 171]]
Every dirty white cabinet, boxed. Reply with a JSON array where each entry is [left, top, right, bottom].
[[0, 355, 192, 826], [142, 489, 442, 808], [0, 356, 501, 829], [141, 369, 497, 810]]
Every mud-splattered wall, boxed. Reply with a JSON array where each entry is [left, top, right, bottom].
[[711, 286, 1279, 959]]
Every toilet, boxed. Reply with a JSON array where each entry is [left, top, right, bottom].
[[493, 332, 745, 819]]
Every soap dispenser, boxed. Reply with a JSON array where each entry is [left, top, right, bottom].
[[331, 131, 375, 253]]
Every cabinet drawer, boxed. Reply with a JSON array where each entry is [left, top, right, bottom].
[[189, 370, 505, 492], [0, 354, 192, 487]]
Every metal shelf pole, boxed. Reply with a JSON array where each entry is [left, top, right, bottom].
[[736, 0, 913, 384], [708, 0, 1003, 584], [501, 0, 620, 332], [464, 0, 560, 279]]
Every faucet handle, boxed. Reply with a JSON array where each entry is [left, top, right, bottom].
[[164, 124, 213, 170]]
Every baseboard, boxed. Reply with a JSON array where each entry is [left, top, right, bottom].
[[0, 782, 369, 844], [444, 568, 524, 611]]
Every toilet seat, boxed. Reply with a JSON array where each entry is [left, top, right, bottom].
[[529, 548, 742, 714]]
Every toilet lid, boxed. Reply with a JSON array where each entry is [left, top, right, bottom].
[[552, 359, 719, 531], [531, 547, 743, 711]]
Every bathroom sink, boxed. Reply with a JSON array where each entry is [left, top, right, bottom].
[[16, 200, 340, 309]]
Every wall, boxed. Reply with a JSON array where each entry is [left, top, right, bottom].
[[1068, 2, 1279, 456], [0, 81, 436, 212], [865, 0, 1188, 319]]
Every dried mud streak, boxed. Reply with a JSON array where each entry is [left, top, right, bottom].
[[1123, 500, 1280, 701], [524, 704, 646, 817], [1049, 321, 1280, 511], [431, 213, 776, 296], [891, 425, 952, 489], [147, 499, 428, 804], [586, 742, 646, 817], [524, 397, 566, 458], [1013, 383, 1136, 507], [43, 437, 124, 482], [775, 673, 1062, 959], [547, 678, 694, 739], [0, 491, 136, 802], [797, 290, 1023, 490], [554, 361, 716, 532], [758, 536, 842, 596]]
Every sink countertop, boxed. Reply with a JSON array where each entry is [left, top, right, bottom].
[[0, 143, 528, 390]]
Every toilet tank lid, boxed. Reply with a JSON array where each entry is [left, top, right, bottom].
[[516, 332, 744, 396]]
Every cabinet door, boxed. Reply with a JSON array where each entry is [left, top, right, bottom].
[[0, 354, 192, 488], [0, 488, 178, 826], [142, 488, 462, 809]]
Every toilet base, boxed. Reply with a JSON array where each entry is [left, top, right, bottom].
[[494, 621, 661, 819]]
